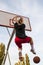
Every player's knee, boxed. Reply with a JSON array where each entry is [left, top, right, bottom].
[[15, 42, 22, 48], [29, 37, 33, 45]]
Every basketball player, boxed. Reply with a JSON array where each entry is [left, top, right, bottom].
[[12, 17, 36, 61]]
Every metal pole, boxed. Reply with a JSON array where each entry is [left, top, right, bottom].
[[8, 52, 11, 65], [2, 29, 15, 65]]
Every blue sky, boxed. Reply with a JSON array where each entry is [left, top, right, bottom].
[[0, 0, 43, 65]]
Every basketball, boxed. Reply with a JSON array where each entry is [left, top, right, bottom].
[[33, 56, 40, 64]]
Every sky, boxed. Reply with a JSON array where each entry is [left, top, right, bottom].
[[0, 0, 43, 65]]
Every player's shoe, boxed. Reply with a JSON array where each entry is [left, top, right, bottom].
[[30, 49, 36, 54], [19, 56, 24, 61]]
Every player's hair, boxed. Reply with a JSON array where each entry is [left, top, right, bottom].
[[18, 17, 23, 23]]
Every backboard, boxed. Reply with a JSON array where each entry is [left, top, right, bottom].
[[0, 10, 31, 31]]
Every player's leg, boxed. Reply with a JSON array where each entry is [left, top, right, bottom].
[[15, 37, 24, 61], [24, 37, 36, 54], [18, 48, 24, 61], [29, 37, 36, 54]]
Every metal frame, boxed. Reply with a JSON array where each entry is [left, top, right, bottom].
[[0, 10, 32, 31]]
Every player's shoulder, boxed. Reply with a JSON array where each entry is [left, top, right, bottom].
[[22, 23, 25, 27], [14, 23, 18, 28], [23, 23, 25, 26], [14, 22, 17, 24], [14, 22, 17, 25]]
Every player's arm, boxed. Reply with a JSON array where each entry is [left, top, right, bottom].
[[11, 18, 17, 29], [12, 15, 20, 23], [12, 21, 15, 24], [9, 18, 16, 33]]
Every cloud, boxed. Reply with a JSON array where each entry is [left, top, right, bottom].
[[8, 0, 43, 17], [0, 0, 43, 17], [0, 1, 10, 11]]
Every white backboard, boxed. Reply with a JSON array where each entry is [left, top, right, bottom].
[[0, 10, 31, 31]]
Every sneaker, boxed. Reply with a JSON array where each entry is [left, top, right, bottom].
[[30, 49, 36, 54], [19, 56, 24, 61]]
